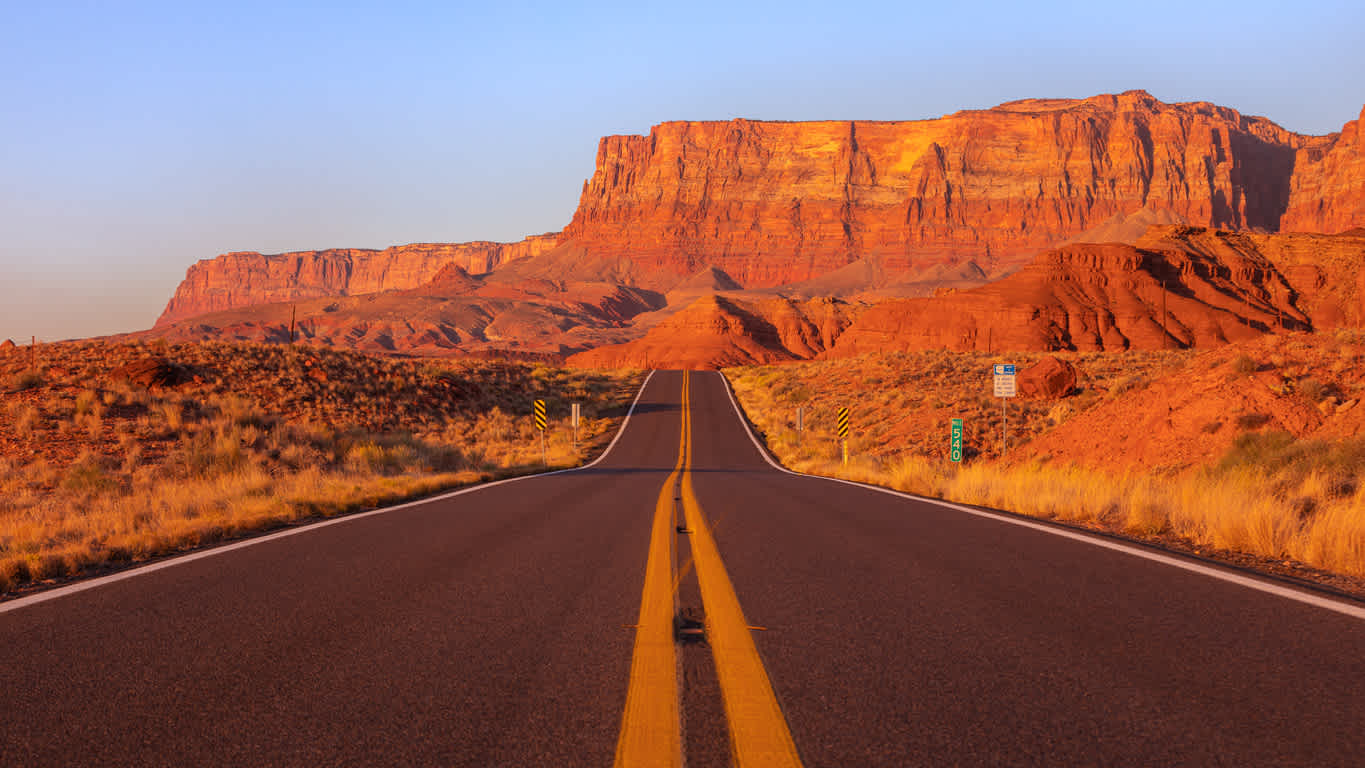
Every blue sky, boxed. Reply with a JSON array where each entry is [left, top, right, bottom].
[[3, 0, 1361, 341]]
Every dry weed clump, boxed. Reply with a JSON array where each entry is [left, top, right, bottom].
[[0, 340, 641, 595], [726, 345, 1365, 581]]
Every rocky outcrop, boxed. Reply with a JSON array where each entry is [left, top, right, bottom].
[[111, 357, 191, 388], [1017, 356, 1077, 400], [568, 295, 858, 370], [826, 227, 1365, 356], [1136, 226, 1365, 328], [560, 91, 1332, 289], [1282, 105, 1365, 235], [157, 233, 559, 326], [570, 226, 1363, 365]]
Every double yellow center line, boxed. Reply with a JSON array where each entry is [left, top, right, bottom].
[[615, 371, 803, 767]]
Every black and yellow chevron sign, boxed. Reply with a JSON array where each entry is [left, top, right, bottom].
[[534, 399, 547, 431], [836, 407, 850, 438]]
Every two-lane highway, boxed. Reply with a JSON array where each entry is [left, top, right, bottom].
[[685, 370, 1365, 766], [2, 370, 1363, 766], [0, 373, 682, 766]]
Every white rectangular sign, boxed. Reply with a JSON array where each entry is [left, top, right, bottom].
[[993, 364, 1017, 398]]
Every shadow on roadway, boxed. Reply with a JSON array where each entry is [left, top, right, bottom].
[[598, 402, 680, 418]]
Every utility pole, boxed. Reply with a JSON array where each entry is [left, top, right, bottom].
[[1161, 281, 1168, 350]]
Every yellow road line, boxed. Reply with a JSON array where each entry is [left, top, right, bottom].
[[616, 371, 803, 766], [681, 371, 805, 768], [614, 375, 687, 768]]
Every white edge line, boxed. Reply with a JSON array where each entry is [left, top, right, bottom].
[[0, 370, 659, 615], [712, 371, 1365, 622]]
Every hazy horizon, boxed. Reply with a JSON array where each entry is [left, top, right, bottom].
[[3, 0, 1362, 342]]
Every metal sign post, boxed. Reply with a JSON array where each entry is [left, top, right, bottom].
[[534, 399, 547, 465], [571, 403, 581, 450], [797, 406, 804, 446], [950, 418, 964, 463], [992, 364, 1017, 457], [836, 407, 850, 466]]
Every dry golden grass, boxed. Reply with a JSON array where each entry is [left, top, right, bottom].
[[726, 347, 1192, 464], [726, 342, 1365, 581], [0, 340, 642, 594]]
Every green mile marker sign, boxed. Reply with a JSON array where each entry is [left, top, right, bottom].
[[950, 418, 964, 463]]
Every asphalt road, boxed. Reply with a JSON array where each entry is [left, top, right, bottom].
[[3, 370, 1363, 766]]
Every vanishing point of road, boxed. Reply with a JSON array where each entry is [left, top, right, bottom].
[[2, 371, 1363, 766]]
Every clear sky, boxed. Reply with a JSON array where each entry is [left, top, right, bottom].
[[3, 0, 1361, 342]]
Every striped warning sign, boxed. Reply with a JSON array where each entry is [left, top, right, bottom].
[[533, 399, 547, 431], [836, 407, 850, 438]]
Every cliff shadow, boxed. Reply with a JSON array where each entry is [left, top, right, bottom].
[[1229, 133, 1298, 232]]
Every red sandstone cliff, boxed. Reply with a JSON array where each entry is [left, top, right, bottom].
[[1282, 105, 1365, 235], [156, 234, 558, 326], [155, 92, 1365, 338], [559, 90, 1336, 289]]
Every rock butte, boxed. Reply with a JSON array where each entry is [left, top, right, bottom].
[[561, 90, 1342, 288], [149, 91, 1365, 363]]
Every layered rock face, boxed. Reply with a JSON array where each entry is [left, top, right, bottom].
[[1136, 227, 1365, 328], [562, 90, 1328, 288], [827, 228, 1365, 356], [157, 234, 559, 326], [1282, 105, 1365, 235]]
